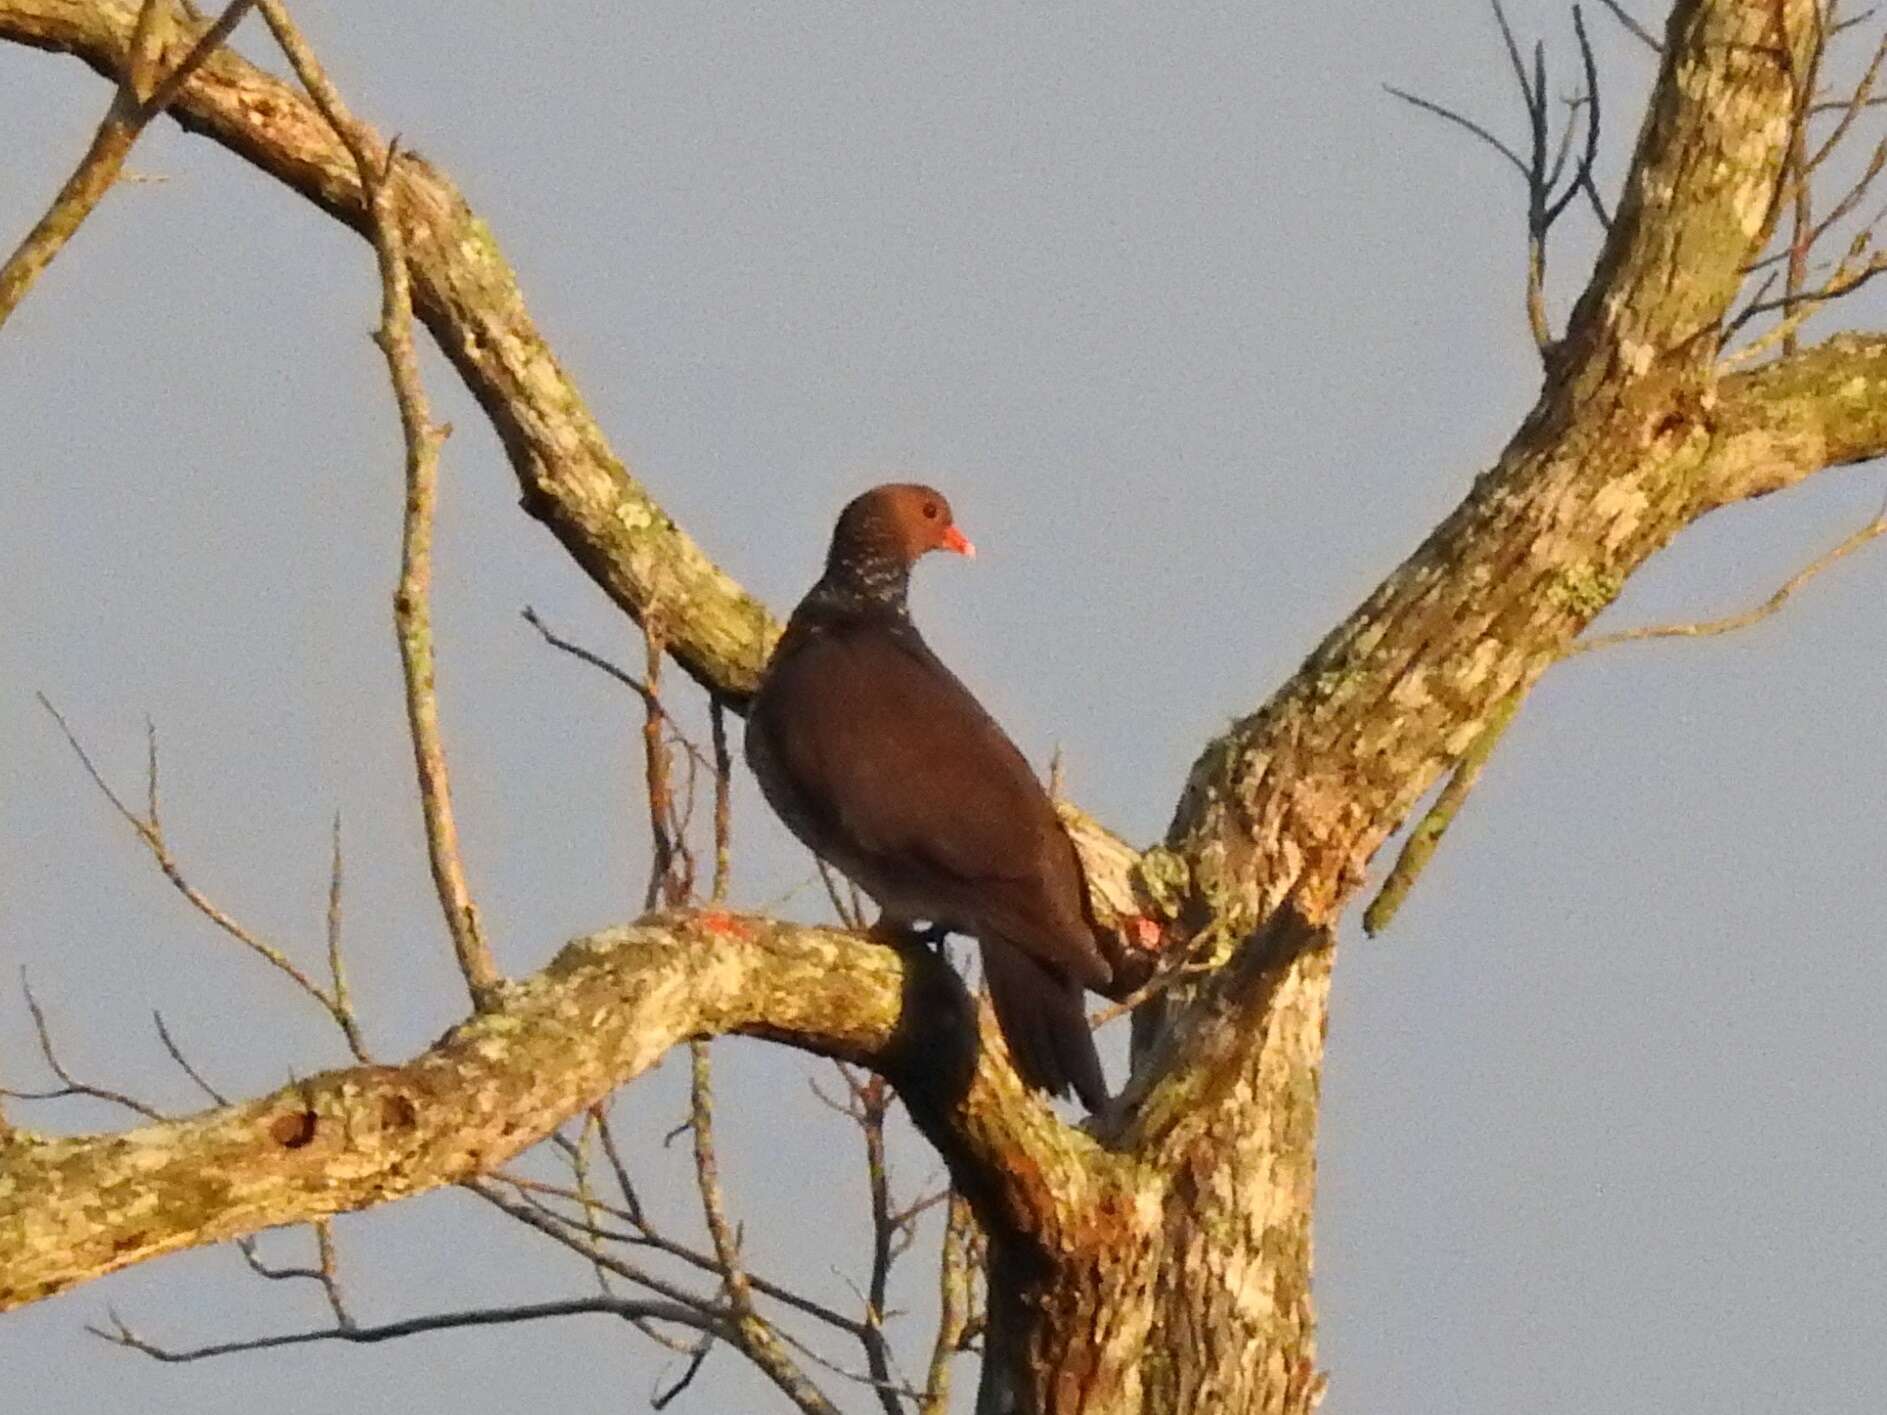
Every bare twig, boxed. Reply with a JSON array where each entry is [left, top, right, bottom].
[[481, 1146, 843, 1415], [651, 1337, 716, 1410], [590, 1104, 648, 1230], [234, 1219, 354, 1329], [0, 0, 259, 328], [144, 716, 160, 828], [688, 1042, 825, 1402], [556, 1110, 617, 1297], [1831, 4, 1880, 39], [1803, 135, 1887, 248], [469, 1180, 739, 1318], [816, 859, 868, 932], [522, 605, 717, 905], [1570, 498, 1887, 653], [520, 605, 659, 711], [1382, 86, 1529, 176], [854, 1070, 906, 1415], [490, 1171, 873, 1338], [641, 627, 684, 910], [3, 975, 167, 1120], [323, 813, 362, 1057], [151, 1011, 227, 1106], [710, 700, 733, 905], [1491, 0, 1533, 111], [1390, 1, 1608, 350], [1807, 29, 1887, 172], [257, 0, 498, 1010], [1594, 0, 1662, 52], [36, 696, 368, 1056], [1364, 494, 1887, 931], [1547, 8, 1604, 236], [1726, 239, 1887, 359], [772, 1323, 926, 1404], [89, 1295, 718, 1362], [1780, 4, 1828, 354], [1363, 688, 1525, 937], [920, 1194, 975, 1415], [312, 1221, 354, 1328]]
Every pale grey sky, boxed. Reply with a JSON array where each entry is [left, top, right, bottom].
[[4, 3, 1885, 1412]]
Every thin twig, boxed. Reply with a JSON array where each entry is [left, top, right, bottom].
[[1382, 86, 1529, 176], [1805, 134, 1887, 248], [1363, 688, 1525, 937], [710, 700, 734, 905], [36, 696, 366, 1054], [816, 859, 867, 932], [772, 1323, 927, 1404], [89, 1295, 718, 1363], [1364, 495, 1887, 931], [520, 606, 659, 711], [1726, 242, 1887, 361], [641, 627, 683, 909], [490, 1172, 872, 1337], [1808, 28, 1887, 172], [468, 1180, 739, 1317], [651, 1338, 716, 1410], [151, 1011, 227, 1106], [1782, 2, 1826, 356], [322, 813, 366, 1059], [233, 1219, 354, 1329], [1391, 1, 1609, 351], [257, 0, 499, 1010], [562, 1110, 616, 1297], [855, 1070, 905, 1415], [1542, 7, 1604, 235], [1831, 3, 1880, 38], [1491, 0, 1534, 112], [1570, 499, 1887, 653], [312, 1221, 354, 1328], [688, 1042, 840, 1414], [920, 1194, 975, 1415], [0, 0, 259, 328], [1593, 0, 1662, 52], [3, 974, 168, 1120], [591, 1104, 649, 1229], [477, 1169, 842, 1415]]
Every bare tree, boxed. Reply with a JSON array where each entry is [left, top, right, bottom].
[[2, 1, 1884, 1411]]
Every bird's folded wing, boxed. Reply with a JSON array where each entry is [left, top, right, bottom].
[[757, 626, 1057, 886]]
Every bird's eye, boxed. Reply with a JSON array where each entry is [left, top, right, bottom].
[[922, 502, 940, 520]]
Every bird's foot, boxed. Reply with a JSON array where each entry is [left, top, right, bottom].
[[911, 922, 952, 953], [866, 918, 952, 956]]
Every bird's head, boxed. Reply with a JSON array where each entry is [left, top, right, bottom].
[[827, 483, 975, 583]]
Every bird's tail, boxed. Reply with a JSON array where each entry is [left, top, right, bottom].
[[979, 938, 1109, 1113]]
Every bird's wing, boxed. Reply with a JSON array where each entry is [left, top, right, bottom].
[[750, 620, 1108, 986], [755, 623, 1041, 873]]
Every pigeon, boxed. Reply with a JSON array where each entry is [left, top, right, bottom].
[[744, 484, 1113, 1110]]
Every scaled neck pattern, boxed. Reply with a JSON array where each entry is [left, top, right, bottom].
[[803, 543, 913, 622]]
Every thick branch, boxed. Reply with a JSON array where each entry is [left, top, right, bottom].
[[0, 0, 257, 327], [0, 913, 1100, 1311], [0, 0, 775, 699], [0, 0, 1167, 981], [1708, 333, 1887, 505], [1165, 0, 1826, 937]]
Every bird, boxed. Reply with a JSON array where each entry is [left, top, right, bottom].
[[744, 483, 1114, 1111]]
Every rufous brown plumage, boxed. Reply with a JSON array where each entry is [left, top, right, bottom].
[[744, 483, 1113, 1110]]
